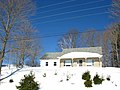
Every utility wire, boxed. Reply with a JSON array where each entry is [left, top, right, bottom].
[[22, 0, 77, 13], [26, 0, 106, 14], [30, 4, 110, 21], [33, 12, 109, 24], [37, 0, 106, 14], [7, 30, 104, 42], [34, 30, 104, 38], [35, 0, 76, 9]]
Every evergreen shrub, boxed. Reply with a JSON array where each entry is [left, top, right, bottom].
[[84, 79, 92, 88], [93, 74, 104, 85], [16, 71, 39, 90], [82, 71, 91, 80]]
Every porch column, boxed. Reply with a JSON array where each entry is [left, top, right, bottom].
[[85, 58, 87, 66], [59, 59, 61, 67], [93, 58, 101, 67], [99, 58, 102, 67], [72, 58, 73, 67], [82, 58, 86, 66], [60, 59, 64, 67]]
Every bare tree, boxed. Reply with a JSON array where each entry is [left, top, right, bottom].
[[27, 41, 41, 67], [13, 21, 36, 67], [80, 30, 98, 47], [111, 0, 120, 19], [107, 23, 120, 67], [103, 23, 120, 67], [0, 0, 35, 74], [103, 30, 112, 66], [81, 30, 95, 47], [57, 29, 79, 51], [95, 31, 104, 46]]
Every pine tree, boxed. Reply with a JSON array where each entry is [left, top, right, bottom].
[[16, 71, 39, 90]]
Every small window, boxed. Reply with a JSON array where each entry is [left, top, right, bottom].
[[46, 62, 48, 66], [64, 60, 72, 66], [54, 62, 57, 66], [86, 60, 94, 66]]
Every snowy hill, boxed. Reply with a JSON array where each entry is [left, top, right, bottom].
[[0, 67, 120, 90]]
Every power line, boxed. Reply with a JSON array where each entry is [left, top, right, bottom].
[[35, 0, 76, 9], [25, 0, 76, 13], [37, 0, 106, 14], [30, 4, 110, 21], [7, 30, 104, 42], [35, 30, 104, 38], [33, 12, 109, 24], [26, 0, 106, 14]]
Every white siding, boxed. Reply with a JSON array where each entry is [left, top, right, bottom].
[[40, 59, 60, 68]]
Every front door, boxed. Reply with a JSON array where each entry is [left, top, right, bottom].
[[78, 60, 82, 66]]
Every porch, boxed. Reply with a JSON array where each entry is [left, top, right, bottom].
[[60, 58, 102, 67], [58, 52, 102, 67]]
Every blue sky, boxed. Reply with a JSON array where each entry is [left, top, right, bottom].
[[30, 0, 113, 54]]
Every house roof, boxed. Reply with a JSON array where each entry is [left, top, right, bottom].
[[62, 47, 102, 54], [41, 52, 62, 59], [58, 52, 102, 59], [40, 47, 102, 59]]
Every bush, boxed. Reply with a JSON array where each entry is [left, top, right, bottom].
[[106, 75, 110, 81], [82, 71, 91, 80], [9, 79, 14, 83], [84, 79, 92, 88], [43, 73, 46, 77], [54, 71, 57, 75], [93, 74, 104, 85], [66, 75, 71, 81], [16, 71, 39, 90], [60, 79, 63, 82]]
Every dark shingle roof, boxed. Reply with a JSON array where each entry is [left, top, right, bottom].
[[40, 47, 102, 59], [62, 47, 102, 54], [41, 52, 62, 59]]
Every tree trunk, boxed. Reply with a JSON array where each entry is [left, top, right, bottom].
[[21, 53, 25, 67], [32, 59, 35, 67], [0, 39, 8, 75], [0, 60, 3, 75], [116, 43, 119, 67]]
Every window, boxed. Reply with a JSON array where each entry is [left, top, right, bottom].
[[65, 60, 72, 63], [64, 60, 72, 66], [54, 62, 57, 66], [46, 62, 48, 66], [86, 60, 94, 66]]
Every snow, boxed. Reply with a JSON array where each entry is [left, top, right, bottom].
[[58, 52, 102, 59], [0, 67, 120, 90]]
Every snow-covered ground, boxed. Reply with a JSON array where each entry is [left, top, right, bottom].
[[0, 67, 120, 90]]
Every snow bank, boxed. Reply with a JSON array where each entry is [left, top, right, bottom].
[[0, 67, 120, 90]]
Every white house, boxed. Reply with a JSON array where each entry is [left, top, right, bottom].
[[40, 47, 103, 68]]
